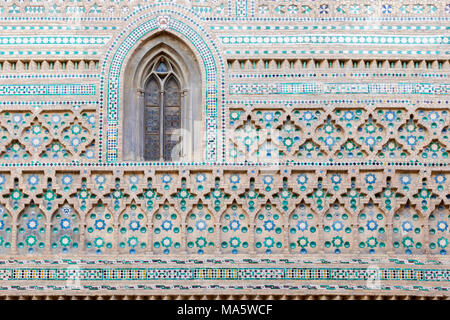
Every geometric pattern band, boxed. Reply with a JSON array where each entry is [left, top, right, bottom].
[[4, 267, 450, 282]]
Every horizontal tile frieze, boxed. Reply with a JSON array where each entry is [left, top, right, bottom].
[[0, 257, 445, 266], [220, 35, 449, 45], [212, 25, 450, 31], [0, 74, 100, 79], [228, 73, 448, 79], [225, 50, 449, 56], [0, 162, 447, 168], [0, 284, 447, 294], [2, 267, 449, 282], [0, 84, 96, 96], [0, 36, 111, 46], [0, 50, 100, 56], [229, 83, 450, 95]]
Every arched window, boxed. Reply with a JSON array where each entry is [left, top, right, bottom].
[[122, 34, 203, 162], [144, 58, 182, 161]]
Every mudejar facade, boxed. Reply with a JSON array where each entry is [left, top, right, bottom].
[[0, 0, 448, 299]]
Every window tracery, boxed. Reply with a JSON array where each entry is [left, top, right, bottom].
[[144, 58, 182, 161]]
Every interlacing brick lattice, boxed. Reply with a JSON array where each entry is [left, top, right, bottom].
[[0, 167, 447, 256]]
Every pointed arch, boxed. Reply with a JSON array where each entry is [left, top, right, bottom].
[[186, 203, 215, 254], [118, 203, 148, 254], [17, 203, 46, 255], [152, 202, 182, 254], [0, 204, 12, 255], [322, 202, 353, 254], [50, 203, 80, 254], [123, 34, 203, 162], [357, 202, 386, 254], [254, 203, 284, 254], [428, 203, 449, 255], [289, 202, 319, 254], [85, 203, 115, 255], [103, 13, 223, 162], [392, 202, 425, 255], [220, 203, 249, 254]]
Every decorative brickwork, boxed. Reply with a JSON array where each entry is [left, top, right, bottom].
[[0, 0, 447, 298]]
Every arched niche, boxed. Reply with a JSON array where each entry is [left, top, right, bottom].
[[122, 32, 203, 162]]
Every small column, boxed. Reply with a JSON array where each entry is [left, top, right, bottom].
[[386, 222, 394, 256], [112, 217, 119, 255], [214, 222, 221, 254], [44, 217, 51, 255], [283, 221, 290, 254], [248, 222, 256, 254], [180, 222, 187, 254], [352, 213, 359, 255], [79, 217, 86, 255], [351, 222, 359, 255], [136, 88, 145, 161], [318, 222, 325, 254], [159, 90, 165, 161], [180, 89, 188, 159], [11, 221, 18, 255], [148, 221, 154, 255], [423, 222, 430, 256]]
